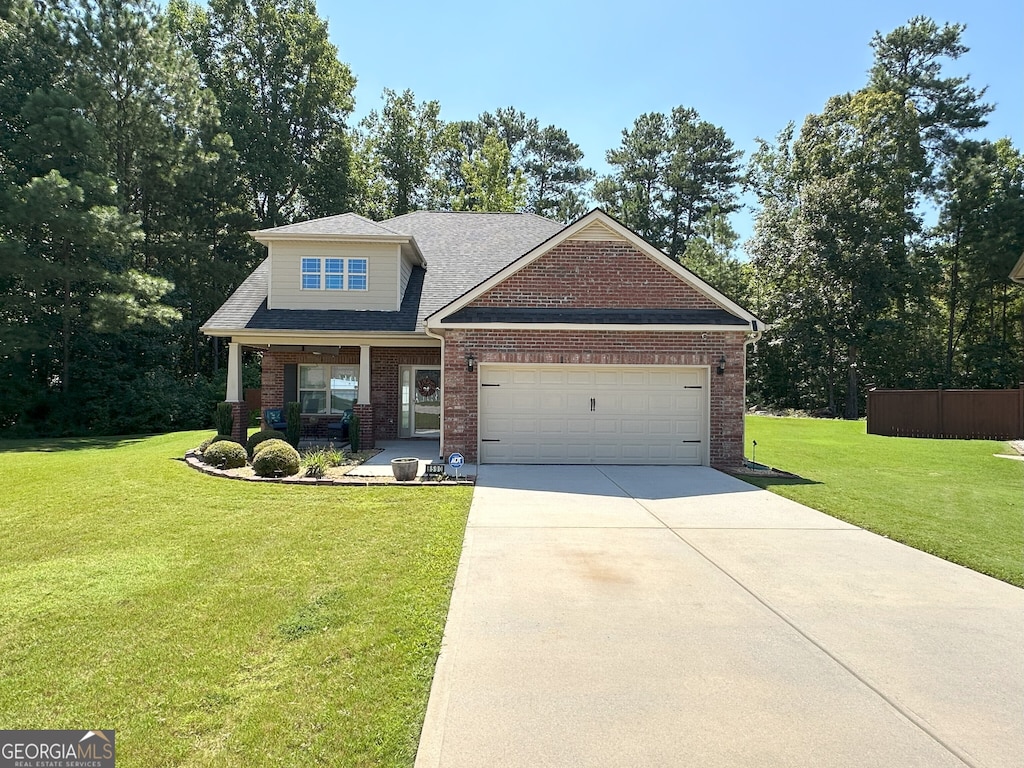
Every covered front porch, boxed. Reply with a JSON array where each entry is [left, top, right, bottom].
[[221, 336, 441, 448]]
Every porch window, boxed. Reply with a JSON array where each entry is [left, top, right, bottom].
[[300, 257, 368, 291], [298, 364, 358, 414]]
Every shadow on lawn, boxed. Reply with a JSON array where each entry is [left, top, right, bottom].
[[0, 435, 150, 453], [736, 474, 823, 490]]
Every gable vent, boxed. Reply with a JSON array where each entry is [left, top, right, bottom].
[[568, 221, 626, 242]]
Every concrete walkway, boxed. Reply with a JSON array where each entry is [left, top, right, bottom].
[[416, 465, 1024, 768]]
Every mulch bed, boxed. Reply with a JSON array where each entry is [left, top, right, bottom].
[[184, 450, 475, 486]]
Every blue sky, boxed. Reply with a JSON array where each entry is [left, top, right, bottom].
[[321, 0, 1022, 242]]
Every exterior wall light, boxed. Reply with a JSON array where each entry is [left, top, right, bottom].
[[466, 352, 477, 373], [717, 355, 726, 375]]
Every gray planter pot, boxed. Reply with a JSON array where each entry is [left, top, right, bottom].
[[391, 457, 420, 481]]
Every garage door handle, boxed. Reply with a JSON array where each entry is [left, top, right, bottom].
[[481, 438, 500, 442], [590, 397, 595, 412], [683, 440, 702, 444]]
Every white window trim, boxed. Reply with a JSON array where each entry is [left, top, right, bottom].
[[300, 257, 369, 291], [298, 363, 359, 415]]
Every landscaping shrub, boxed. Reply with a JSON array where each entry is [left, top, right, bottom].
[[302, 446, 343, 478], [197, 434, 233, 455], [247, 428, 286, 457], [253, 438, 292, 457], [285, 401, 301, 448], [201, 439, 247, 469], [349, 412, 360, 452], [214, 401, 233, 436], [253, 441, 301, 477]]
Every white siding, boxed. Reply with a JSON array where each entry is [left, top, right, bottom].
[[268, 241, 400, 310], [399, 254, 414, 302]]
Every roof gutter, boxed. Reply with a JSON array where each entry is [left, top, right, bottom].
[[423, 324, 446, 462]]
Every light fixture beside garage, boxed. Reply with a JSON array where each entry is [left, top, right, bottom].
[[465, 352, 477, 373], [717, 355, 727, 375]]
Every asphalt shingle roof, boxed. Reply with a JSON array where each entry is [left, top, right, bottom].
[[245, 267, 424, 331], [203, 257, 270, 330], [203, 211, 564, 333], [253, 212, 403, 237]]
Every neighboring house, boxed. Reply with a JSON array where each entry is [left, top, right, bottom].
[[201, 209, 765, 467], [1012, 252, 1024, 284]]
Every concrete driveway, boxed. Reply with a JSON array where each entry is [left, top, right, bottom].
[[416, 465, 1024, 768]]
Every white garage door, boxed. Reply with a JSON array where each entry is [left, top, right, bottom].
[[479, 365, 707, 465]]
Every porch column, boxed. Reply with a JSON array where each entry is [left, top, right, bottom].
[[358, 345, 371, 404], [225, 341, 243, 402], [354, 344, 374, 449]]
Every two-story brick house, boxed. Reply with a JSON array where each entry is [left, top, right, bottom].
[[202, 209, 764, 467]]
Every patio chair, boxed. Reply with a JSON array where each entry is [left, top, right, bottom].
[[325, 409, 353, 441], [263, 408, 287, 432]]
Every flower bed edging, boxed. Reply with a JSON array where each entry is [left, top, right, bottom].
[[183, 450, 475, 486]]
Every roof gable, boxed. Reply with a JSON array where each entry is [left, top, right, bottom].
[[426, 209, 764, 329], [1012, 251, 1024, 284]]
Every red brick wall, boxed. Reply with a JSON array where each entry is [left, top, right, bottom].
[[441, 330, 749, 467], [469, 241, 720, 309], [260, 347, 440, 441], [369, 347, 441, 440]]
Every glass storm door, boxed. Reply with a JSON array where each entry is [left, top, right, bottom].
[[400, 367, 441, 436]]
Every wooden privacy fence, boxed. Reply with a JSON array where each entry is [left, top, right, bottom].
[[867, 386, 1024, 439], [243, 387, 262, 415]]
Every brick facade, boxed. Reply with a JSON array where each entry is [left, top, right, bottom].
[[369, 347, 442, 440], [440, 329, 748, 468], [470, 240, 720, 310], [229, 402, 249, 444], [259, 346, 440, 443]]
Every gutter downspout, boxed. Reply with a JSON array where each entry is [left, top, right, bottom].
[[743, 321, 766, 464], [424, 323, 445, 461]]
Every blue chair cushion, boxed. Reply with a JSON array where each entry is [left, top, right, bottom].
[[264, 408, 287, 430]]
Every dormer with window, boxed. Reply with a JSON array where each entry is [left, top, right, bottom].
[[250, 213, 425, 312]]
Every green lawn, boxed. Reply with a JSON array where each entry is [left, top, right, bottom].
[[0, 431, 472, 767], [743, 416, 1024, 587]]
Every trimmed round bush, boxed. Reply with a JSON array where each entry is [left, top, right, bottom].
[[197, 434, 233, 456], [247, 428, 286, 457], [201, 439, 247, 469], [253, 441, 301, 477], [253, 438, 292, 457]]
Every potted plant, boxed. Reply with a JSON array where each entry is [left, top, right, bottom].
[[391, 457, 419, 481]]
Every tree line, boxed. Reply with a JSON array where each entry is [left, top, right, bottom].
[[0, 1, 1020, 436]]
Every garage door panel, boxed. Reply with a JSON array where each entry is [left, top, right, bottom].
[[537, 393, 565, 412], [566, 443, 593, 460], [539, 419, 566, 435], [538, 369, 565, 386], [567, 419, 594, 434], [511, 369, 540, 385], [594, 370, 620, 387], [621, 419, 646, 434], [479, 365, 707, 465], [566, 370, 593, 386]]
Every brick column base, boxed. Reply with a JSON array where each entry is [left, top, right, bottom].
[[353, 403, 374, 450], [230, 402, 249, 445]]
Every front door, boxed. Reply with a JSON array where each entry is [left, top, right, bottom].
[[400, 367, 441, 436]]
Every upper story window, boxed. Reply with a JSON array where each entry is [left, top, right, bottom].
[[301, 257, 368, 291]]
